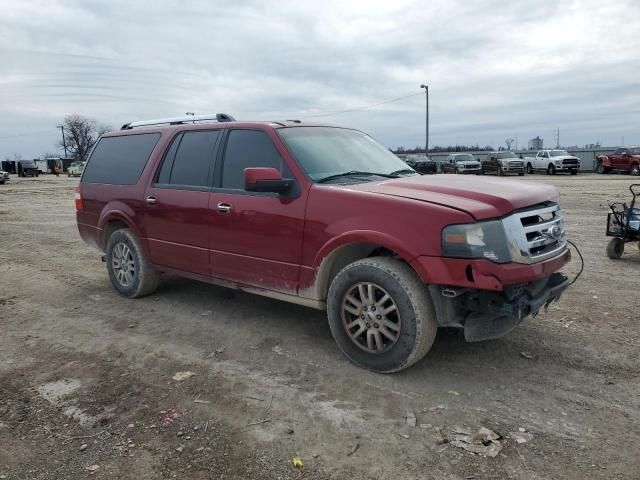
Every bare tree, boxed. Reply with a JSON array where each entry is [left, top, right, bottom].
[[60, 114, 111, 162], [504, 138, 515, 150]]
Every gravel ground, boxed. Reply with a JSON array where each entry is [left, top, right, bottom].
[[0, 173, 638, 479]]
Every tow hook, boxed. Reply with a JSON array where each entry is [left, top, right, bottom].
[[441, 287, 468, 298]]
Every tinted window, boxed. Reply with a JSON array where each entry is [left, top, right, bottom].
[[83, 133, 160, 185], [157, 130, 219, 187], [222, 130, 286, 189]]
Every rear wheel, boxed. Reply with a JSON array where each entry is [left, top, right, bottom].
[[606, 238, 625, 259], [547, 164, 556, 175], [631, 164, 640, 176], [526, 163, 534, 174], [327, 257, 437, 373], [106, 228, 159, 298]]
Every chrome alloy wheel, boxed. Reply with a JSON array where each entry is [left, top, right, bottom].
[[341, 282, 401, 354], [111, 242, 136, 287]]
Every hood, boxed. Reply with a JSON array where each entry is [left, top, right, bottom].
[[552, 156, 579, 161], [345, 175, 558, 220]]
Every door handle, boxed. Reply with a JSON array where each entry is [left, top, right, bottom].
[[146, 196, 157, 205], [217, 202, 232, 214]]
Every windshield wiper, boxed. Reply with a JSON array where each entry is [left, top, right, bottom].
[[388, 168, 417, 176], [316, 170, 398, 183]]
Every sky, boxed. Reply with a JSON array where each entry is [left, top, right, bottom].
[[1, 0, 639, 159]]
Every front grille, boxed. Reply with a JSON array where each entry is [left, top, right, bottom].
[[562, 158, 578, 165], [508, 161, 524, 168], [502, 203, 567, 263], [464, 164, 479, 169]]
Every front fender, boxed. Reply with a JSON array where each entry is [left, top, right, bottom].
[[313, 230, 418, 269]]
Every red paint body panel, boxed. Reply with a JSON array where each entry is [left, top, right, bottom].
[[208, 191, 307, 293], [345, 175, 559, 220], [411, 249, 571, 291], [77, 120, 571, 305], [141, 187, 211, 275]]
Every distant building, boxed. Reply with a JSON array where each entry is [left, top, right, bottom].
[[528, 136, 543, 150]]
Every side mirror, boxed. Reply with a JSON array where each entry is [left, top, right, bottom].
[[244, 167, 292, 193]]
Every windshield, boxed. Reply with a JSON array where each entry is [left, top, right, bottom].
[[454, 154, 475, 162], [631, 147, 640, 155], [550, 150, 570, 157], [496, 152, 517, 159], [20, 161, 36, 168], [277, 127, 414, 182]]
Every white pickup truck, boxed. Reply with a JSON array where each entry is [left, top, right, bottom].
[[524, 150, 580, 175]]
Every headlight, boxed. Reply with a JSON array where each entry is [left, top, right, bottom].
[[442, 220, 511, 263], [555, 160, 562, 166]]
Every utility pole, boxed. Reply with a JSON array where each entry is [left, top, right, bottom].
[[420, 84, 429, 155], [57, 124, 68, 157], [556, 128, 560, 148]]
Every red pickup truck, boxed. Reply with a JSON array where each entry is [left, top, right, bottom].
[[596, 147, 640, 175], [76, 114, 571, 372]]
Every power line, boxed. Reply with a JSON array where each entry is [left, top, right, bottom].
[[0, 129, 55, 140], [303, 92, 422, 118]]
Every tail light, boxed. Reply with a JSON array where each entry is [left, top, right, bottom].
[[74, 186, 83, 211]]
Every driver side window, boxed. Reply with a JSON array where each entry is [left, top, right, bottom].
[[221, 129, 291, 190]]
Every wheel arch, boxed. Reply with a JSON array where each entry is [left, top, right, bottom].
[[98, 205, 147, 253], [311, 232, 419, 302]]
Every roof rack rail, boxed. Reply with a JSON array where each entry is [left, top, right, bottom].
[[121, 113, 236, 130]]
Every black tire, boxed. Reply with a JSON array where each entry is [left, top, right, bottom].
[[454, 168, 459, 174], [498, 166, 504, 176], [631, 164, 640, 176], [547, 164, 556, 175], [596, 163, 606, 174], [570, 170, 578, 175], [606, 238, 625, 259], [327, 257, 438, 373], [106, 228, 159, 298], [518, 172, 524, 176], [526, 163, 534, 174]]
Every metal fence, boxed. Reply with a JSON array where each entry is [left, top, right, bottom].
[[397, 148, 615, 172]]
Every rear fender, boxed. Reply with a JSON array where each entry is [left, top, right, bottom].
[[97, 202, 148, 254]]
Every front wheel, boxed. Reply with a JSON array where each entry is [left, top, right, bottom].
[[570, 170, 578, 175], [547, 164, 556, 175], [606, 238, 625, 259], [518, 172, 524, 176], [498, 166, 504, 176], [327, 257, 438, 373], [526, 163, 534, 174], [106, 228, 159, 298]]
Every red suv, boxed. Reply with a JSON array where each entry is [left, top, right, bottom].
[[76, 113, 572, 372]]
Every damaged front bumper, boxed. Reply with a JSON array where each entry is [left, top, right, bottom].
[[429, 272, 569, 342]]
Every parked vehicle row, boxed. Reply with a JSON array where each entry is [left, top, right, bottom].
[[76, 114, 572, 372]]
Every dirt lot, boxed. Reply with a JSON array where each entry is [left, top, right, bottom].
[[0, 173, 638, 479]]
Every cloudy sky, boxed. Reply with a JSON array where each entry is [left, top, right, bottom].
[[1, 0, 639, 159]]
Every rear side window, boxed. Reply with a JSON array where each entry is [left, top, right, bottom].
[[221, 130, 286, 189], [156, 130, 219, 187], [83, 133, 160, 185]]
